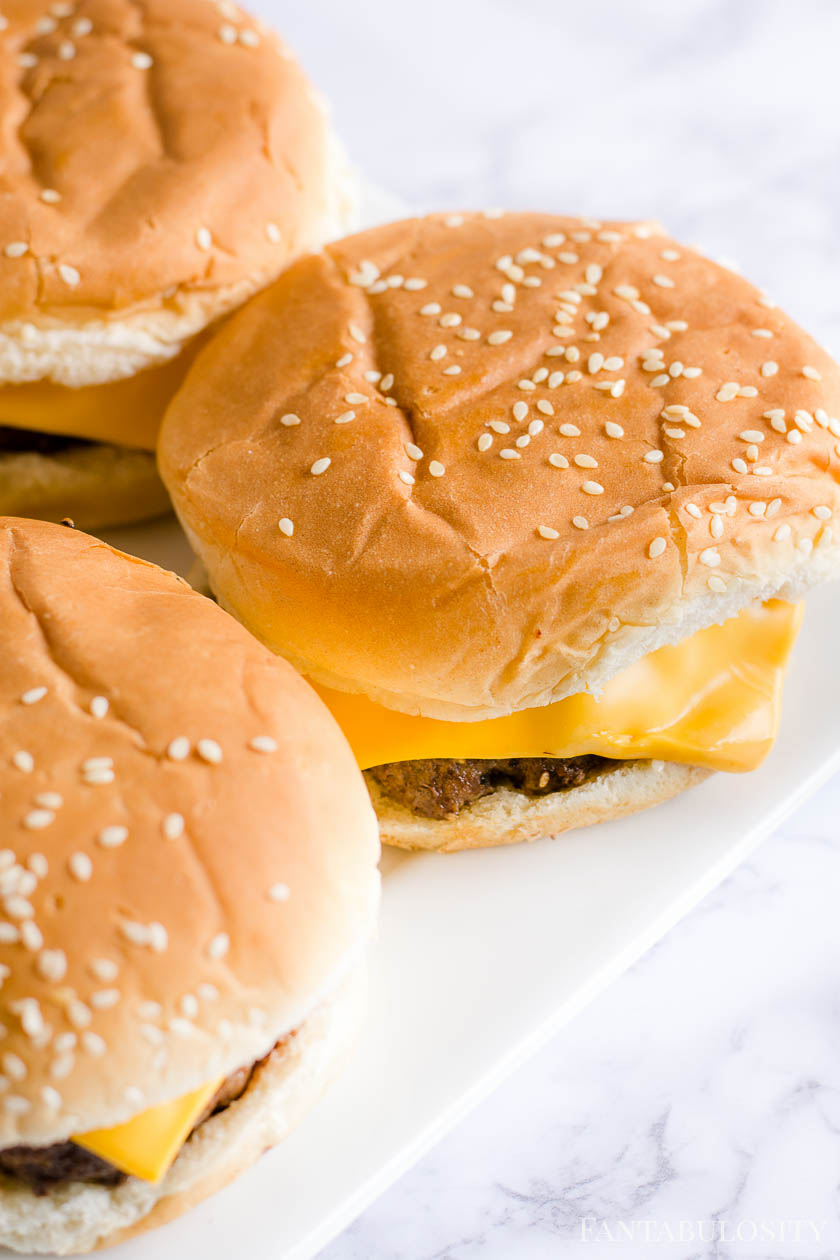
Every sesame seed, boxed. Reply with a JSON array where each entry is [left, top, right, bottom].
[[21, 687, 47, 705], [167, 736, 190, 761], [98, 825, 128, 848], [208, 933, 229, 959], [581, 480, 604, 495], [398, 470, 415, 486], [12, 752, 34, 773], [813, 505, 833, 520], [499, 449, 521, 461], [452, 284, 473, 299], [428, 461, 445, 478], [699, 548, 721, 567], [58, 263, 80, 286], [740, 430, 765, 443], [196, 226, 212, 251], [4, 242, 28, 258], [57, 40, 75, 60], [477, 433, 493, 452], [518, 379, 536, 392], [748, 502, 766, 518], [35, 792, 62, 809], [650, 374, 670, 387], [278, 517, 294, 538], [559, 424, 581, 438], [572, 516, 589, 530], [334, 411, 355, 425], [707, 575, 727, 594], [404, 278, 427, 291], [40, 188, 61, 204], [20, 922, 41, 950], [574, 454, 598, 469], [420, 303, 441, 316], [310, 457, 331, 475], [131, 51, 153, 69], [528, 419, 544, 436], [644, 450, 664, 464], [335, 353, 353, 368], [548, 372, 564, 387], [163, 813, 184, 840], [218, 23, 237, 43], [515, 435, 530, 449], [345, 393, 367, 405], [239, 27, 260, 46], [69, 853, 92, 881], [197, 739, 223, 765], [405, 443, 423, 461], [18, 53, 38, 68], [732, 458, 749, 474], [511, 401, 528, 422], [537, 525, 559, 540], [711, 515, 725, 537], [279, 413, 301, 427], [440, 313, 461, 328], [23, 810, 54, 831], [802, 365, 822, 381], [489, 420, 510, 434], [738, 385, 758, 398], [652, 273, 675, 288], [348, 324, 366, 344], [430, 345, 447, 361], [41, 1086, 62, 1109], [249, 736, 277, 753], [648, 537, 667, 559], [488, 330, 512, 345], [761, 361, 778, 377], [548, 453, 569, 469], [268, 883, 291, 902]]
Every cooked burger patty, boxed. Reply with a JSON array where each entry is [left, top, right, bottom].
[[0, 1058, 262, 1195], [367, 755, 608, 819], [0, 426, 92, 455]]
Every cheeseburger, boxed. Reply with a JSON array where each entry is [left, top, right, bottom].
[[0, 0, 353, 531], [0, 517, 379, 1253], [158, 212, 840, 852]]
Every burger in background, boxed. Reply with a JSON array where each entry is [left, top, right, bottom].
[[0, 0, 355, 531]]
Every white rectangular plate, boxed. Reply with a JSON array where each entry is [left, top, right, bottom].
[[89, 514, 840, 1260]]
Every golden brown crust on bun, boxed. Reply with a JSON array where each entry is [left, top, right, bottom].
[[368, 760, 709, 852], [0, 0, 354, 385], [0, 516, 379, 1147], [159, 212, 840, 720], [0, 968, 364, 1255], [0, 444, 170, 531]]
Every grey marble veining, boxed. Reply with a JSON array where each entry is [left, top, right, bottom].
[[254, 2, 840, 1254]]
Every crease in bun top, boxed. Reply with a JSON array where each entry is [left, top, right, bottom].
[[0, 517, 379, 1255], [158, 211, 840, 853], [0, 0, 355, 532]]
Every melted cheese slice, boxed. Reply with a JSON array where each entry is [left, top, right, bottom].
[[72, 1078, 221, 1183], [0, 337, 204, 451], [313, 601, 802, 774]]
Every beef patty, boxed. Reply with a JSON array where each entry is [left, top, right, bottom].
[[0, 1057, 263, 1196], [367, 755, 608, 819], [0, 426, 92, 455]]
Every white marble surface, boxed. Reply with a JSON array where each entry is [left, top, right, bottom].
[[262, 1, 840, 1254]]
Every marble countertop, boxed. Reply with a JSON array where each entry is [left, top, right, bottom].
[[263, 1, 840, 1254]]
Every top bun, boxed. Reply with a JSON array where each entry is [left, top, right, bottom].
[[159, 212, 840, 721], [0, 517, 379, 1145], [0, 0, 353, 386]]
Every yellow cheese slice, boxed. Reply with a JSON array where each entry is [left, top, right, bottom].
[[0, 335, 205, 451], [313, 601, 802, 775], [72, 1077, 222, 1183]]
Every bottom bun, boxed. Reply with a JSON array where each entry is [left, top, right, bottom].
[[0, 444, 171, 531], [368, 760, 710, 853], [0, 966, 366, 1256]]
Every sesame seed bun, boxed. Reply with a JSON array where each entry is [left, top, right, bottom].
[[368, 761, 709, 853], [0, 517, 380, 1151], [0, 444, 171, 532], [159, 212, 840, 721], [0, 0, 355, 389], [0, 966, 364, 1255]]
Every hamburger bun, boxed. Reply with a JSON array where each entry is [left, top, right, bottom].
[[158, 212, 840, 722], [0, 0, 355, 525], [0, 517, 379, 1249]]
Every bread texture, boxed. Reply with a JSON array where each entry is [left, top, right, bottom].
[[368, 760, 709, 852], [159, 212, 840, 721], [0, 444, 171, 531], [0, 517, 380, 1146], [0, 0, 355, 386], [0, 967, 365, 1255]]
